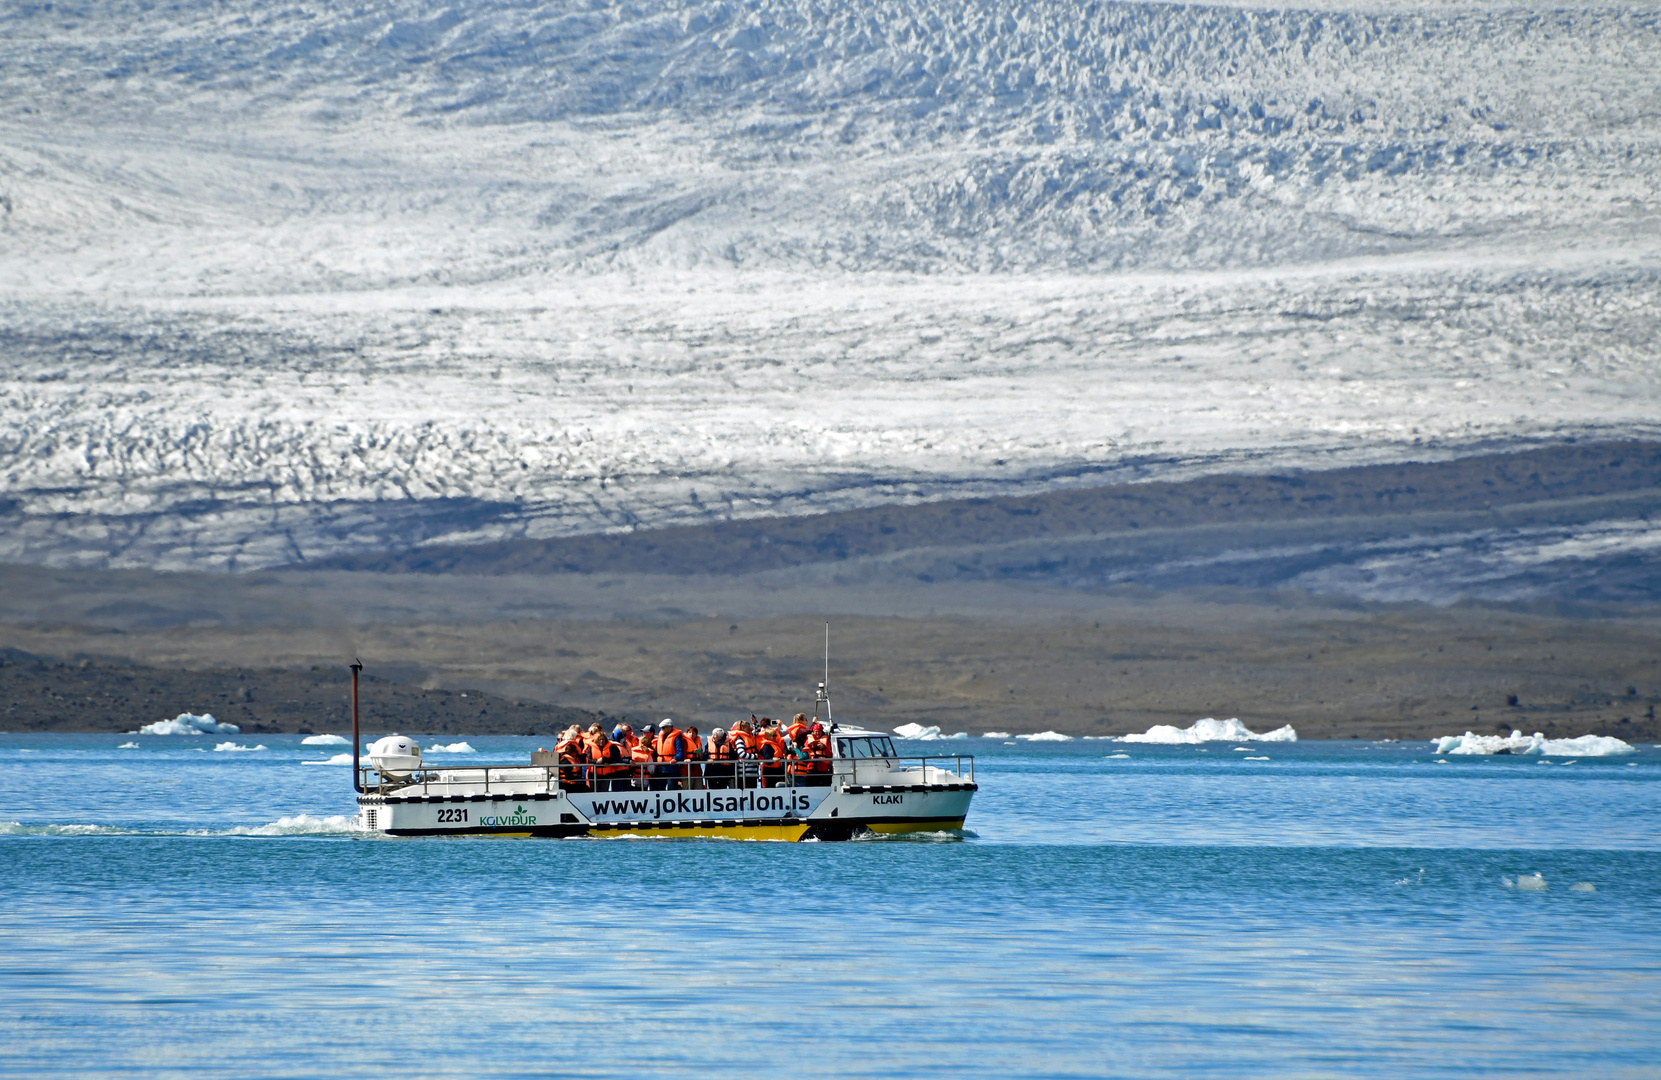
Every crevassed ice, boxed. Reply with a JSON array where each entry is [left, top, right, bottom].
[[1121, 718, 1298, 744], [1434, 730, 1635, 756], [299, 734, 349, 746], [137, 713, 240, 736]]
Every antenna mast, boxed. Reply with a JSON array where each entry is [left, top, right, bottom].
[[817, 622, 834, 726]]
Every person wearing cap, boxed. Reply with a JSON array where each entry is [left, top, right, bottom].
[[653, 718, 688, 790], [705, 727, 734, 789]]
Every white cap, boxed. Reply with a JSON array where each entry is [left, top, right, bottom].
[[659, 718, 674, 728]]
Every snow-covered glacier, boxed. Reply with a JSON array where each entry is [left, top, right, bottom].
[[2, 0, 1658, 570]]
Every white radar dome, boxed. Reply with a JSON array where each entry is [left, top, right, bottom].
[[367, 734, 422, 776]]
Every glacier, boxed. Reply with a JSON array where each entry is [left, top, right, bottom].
[[2, 0, 1659, 571]]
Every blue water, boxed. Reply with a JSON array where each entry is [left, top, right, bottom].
[[3, 734, 1659, 1077]]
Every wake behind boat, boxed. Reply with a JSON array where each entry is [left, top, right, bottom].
[[348, 661, 976, 841]]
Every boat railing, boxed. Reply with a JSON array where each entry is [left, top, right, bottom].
[[357, 754, 973, 795]]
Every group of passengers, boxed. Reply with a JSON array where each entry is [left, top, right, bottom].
[[548, 714, 832, 792]]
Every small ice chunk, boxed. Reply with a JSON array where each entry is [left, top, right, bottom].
[[983, 732, 1011, 739], [117, 741, 139, 749], [1015, 731, 1072, 742], [1233, 747, 1250, 752], [426, 742, 476, 754], [1243, 756, 1270, 761], [1515, 872, 1548, 891], [1569, 882, 1596, 892], [213, 742, 266, 752], [303, 753, 353, 765], [1105, 753, 1130, 759], [300, 734, 349, 746]]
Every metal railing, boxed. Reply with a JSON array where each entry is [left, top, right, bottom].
[[358, 755, 974, 796]]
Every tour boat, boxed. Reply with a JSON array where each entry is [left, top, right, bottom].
[[347, 662, 976, 840]]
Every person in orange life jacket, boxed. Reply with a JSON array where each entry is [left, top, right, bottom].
[[612, 723, 638, 752], [756, 719, 787, 787], [786, 729, 813, 784], [705, 727, 735, 789], [785, 713, 810, 744], [804, 723, 832, 785], [629, 732, 656, 790], [653, 718, 689, 790], [729, 719, 759, 789], [682, 725, 706, 789], [555, 725, 589, 793], [587, 727, 628, 791], [757, 719, 788, 786]]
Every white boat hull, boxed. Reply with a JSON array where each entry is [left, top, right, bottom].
[[358, 780, 975, 841]]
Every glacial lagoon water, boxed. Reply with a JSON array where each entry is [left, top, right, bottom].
[[2, 733, 1658, 1077]]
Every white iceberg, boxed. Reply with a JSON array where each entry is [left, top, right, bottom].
[[893, 723, 939, 740], [1015, 731, 1073, 742], [212, 742, 267, 752], [137, 712, 240, 736], [302, 753, 353, 765], [1120, 718, 1297, 744], [300, 734, 349, 746], [425, 741, 476, 754], [982, 732, 1012, 739], [117, 741, 139, 749], [1433, 730, 1634, 757]]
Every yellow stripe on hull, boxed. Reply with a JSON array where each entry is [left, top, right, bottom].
[[599, 823, 810, 842], [862, 818, 967, 835]]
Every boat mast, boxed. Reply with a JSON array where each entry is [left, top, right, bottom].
[[817, 622, 834, 728], [350, 659, 363, 793]]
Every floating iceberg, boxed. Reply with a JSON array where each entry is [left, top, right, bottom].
[[1433, 730, 1634, 757], [1015, 731, 1073, 742], [137, 712, 239, 736], [117, 741, 139, 749], [1121, 718, 1297, 744], [893, 724, 969, 741], [212, 742, 267, 752], [425, 742, 476, 754], [982, 732, 1012, 739], [300, 734, 349, 747], [302, 753, 353, 766]]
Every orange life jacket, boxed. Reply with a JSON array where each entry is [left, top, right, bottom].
[[785, 720, 809, 743], [805, 734, 832, 771], [758, 728, 786, 766], [589, 740, 627, 777], [655, 728, 687, 761], [707, 736, 734, 761], [729, 731, 754, 756]]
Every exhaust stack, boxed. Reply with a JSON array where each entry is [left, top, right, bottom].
[[350, 659, 363, 793]]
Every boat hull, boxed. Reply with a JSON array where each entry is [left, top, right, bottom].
[[358, 782, 974, 841]]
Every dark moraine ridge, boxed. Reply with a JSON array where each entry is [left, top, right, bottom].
[[0, 650, 604, 736], [315, 441, 1661, 581]]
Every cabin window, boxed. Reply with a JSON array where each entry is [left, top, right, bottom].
[[835, 737, 896, 759]]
